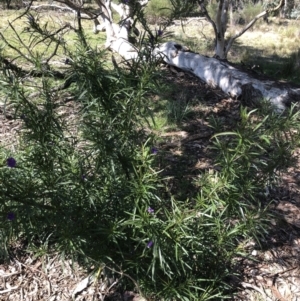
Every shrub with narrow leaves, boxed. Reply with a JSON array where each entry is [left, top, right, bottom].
[[1, 10, 300, 301]]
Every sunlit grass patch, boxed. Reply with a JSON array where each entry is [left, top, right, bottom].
[[241, 2, 265, 24], [277, 21, 300, 39], [0, 9, 105, 63], [144, 0, 172, 24]]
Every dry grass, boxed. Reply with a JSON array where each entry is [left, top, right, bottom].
[[166, 17, 300, 83], [167, 17, 300, 58]]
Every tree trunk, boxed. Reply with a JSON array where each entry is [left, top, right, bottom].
[[198, 0, 285, 59], [94, 0, 140, 59], [155, 41, 300, 112], [214, 0, 229, 59]]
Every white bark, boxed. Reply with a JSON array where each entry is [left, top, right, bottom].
[[109, 20, 139, 60], [215, 0, 230, 58], [98, 0, 143, 59], [45, 0, 299, 111], [111, 2, 130, 20], [155, 41, 300, 112], [198, 0, 285, 59]]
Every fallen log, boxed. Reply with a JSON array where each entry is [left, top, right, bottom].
[[44, 0, 300, 111], [155, 41, 300, 112]]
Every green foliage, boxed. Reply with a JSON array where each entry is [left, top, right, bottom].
[[210, 105, 300, 216], [1, 8, 300, 301], [241, 2, 264, 24], [281, 49, 300, 79], [145, 0, 199, 24], [166, 96, 192, 124], [144, 0, 173, 23]]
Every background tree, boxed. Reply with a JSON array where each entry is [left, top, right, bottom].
[[195, 0, 284, 59]]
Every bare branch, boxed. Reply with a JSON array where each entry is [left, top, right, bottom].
[[0, 55, 66, 79], [197, 0, 217, 43], [0, 28, 35, 64], [10, 0, 34, 23], [28, 76, 74, 99], [225, 0, 285, 56], [54, 0, 101, 20]]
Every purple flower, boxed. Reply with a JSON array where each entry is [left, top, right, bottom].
[[7, 212, 15, 221], [157, 29, 163, 37], [151, 147, 158, 155], [123, 0, 129, 3], [147, 207, 154, 214], [148, 35, 154, 44], [147, 240, 154, 248], [7, 157, 16, 168]]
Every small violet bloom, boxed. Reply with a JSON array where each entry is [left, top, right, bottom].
[[7, 157, 16, 168], [151, 147, 158, 155], [157, 29, 163, 37], [147, 207, 154, 214], [7, 212, 15, 221], [147, 241, 154, 248], [123, 0, 129, 3]]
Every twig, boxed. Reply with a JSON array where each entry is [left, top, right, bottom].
[[10, 0, 34, 24], [14, 259, 48, 279], [0, 286, 19, 294], [107, 280, 118, 292], [241, 282, 273, 301], [273, 266, 297, 277]]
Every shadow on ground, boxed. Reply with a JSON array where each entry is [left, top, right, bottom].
[[151, 66, 300, 300], [229, 42, 300, 85]]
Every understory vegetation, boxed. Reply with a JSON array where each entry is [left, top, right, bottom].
[[1, 2, 300, 300]]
